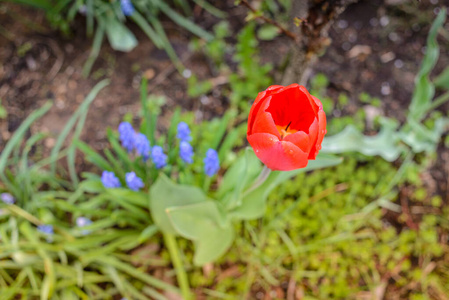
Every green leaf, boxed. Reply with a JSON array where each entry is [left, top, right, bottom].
[[50, 79, 109, 174], [408, 8, 446, 121], [217, 147, 262, 210], [156, 0, 213, 41], [149, 174, 210, 234], [399, 117, 449, 153], [229, 153, 342, 220], [257, 24, 279, 40], [105, 17, 138, 52], [434, 66, 449, 90], [0, 102, 52, 175], [321, 119, 403, 161], [167, 202, 233, 265]]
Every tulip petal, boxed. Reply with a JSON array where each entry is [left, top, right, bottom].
[[300, 86, 319, 114], [267, 84, 316, 134], [308, 110, 327, 159], [251, 96, 281, 139], [248, 133, 309, 171], [283, 131, 311, 153], [248, 86, 284, 135]]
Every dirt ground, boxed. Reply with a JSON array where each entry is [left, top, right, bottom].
[[0, 1, 448, 192]]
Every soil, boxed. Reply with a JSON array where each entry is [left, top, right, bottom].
[[0, 0, 449, 298]]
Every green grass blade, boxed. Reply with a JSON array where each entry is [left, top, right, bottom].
[[131, 11, 163, 48], [408, 8, 446, 121], [0, 101, 52, 175], [50, 79, 109, 175], [74, 140, 112, 171], [82, 19, 105, 77], [157, 0, 213, 41]]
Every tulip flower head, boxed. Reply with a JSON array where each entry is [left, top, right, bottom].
[[247, 84, 327, 171]]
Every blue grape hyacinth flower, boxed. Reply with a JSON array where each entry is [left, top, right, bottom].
[[179, 141, 194, 164], [118, 122, 136, 152], [176, 122, 192, 142], [204, 149, 219, 177], [76, 217, 93, 235], [101, 171, 121, 188], [120, 0, 134, 16], [134, 132, 151, 160], [38, 224, 54, 235], [38, 224, 54, 242], [0, 193, 15, 205], [151, 146, 167, 169], [125, 172, 144, 191]]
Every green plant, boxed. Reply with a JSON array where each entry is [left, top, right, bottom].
[[5, 0, 218, 76]]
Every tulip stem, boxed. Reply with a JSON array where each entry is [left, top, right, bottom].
[[245, 166, 271, 195], [163, 233, 192, 300]]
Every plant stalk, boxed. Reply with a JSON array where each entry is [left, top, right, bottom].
[[244, 165, 272, 195], [163, 233, 192, 300]]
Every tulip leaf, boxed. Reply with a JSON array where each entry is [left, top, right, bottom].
[[434, 66, 449, 90], [408, 8, 446, 122], [321, 119, 403, 161], [217, 147, 262, 210], [149, 174, 209, 234], [399, 117, 449, 153], [105, 16, 138, 52], [167, 201, 233, 265], [230, 153, 342, 220]]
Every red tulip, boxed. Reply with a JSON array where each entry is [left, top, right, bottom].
[[247, 84, 327, 171]]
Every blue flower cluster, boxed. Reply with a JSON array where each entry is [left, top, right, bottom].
[[177, 122, 192, 142], [176, 122, 195, 165], [1, 193, 15, 205], [120, 0, 134, 16], [151, 146, 168, 169], [101, 170, 145, 191], [118, 122, 152, 159], [204, 149, 220, 177], [118, 122, 135, 153], [101, 171, 121, 188], [126, 172, 144, 191], [38, 224, 54, 235], [100, 121, 220, 193], [134, 132, 151, 161], [76, 217, 93, 235], [179, 141, 193, 164]]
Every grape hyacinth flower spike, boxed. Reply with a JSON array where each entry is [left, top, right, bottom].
[[0, 193, 15, 205], [126, 172, 144, 191], [176, 122, 192, 142], [204, 149, 220, 177], [179, 141, 194, 164], [101, 171, 121, 188], [151, 146, 167, 169], [38, 224, 54, 242], [120, 0, 134, 16], [134, 132, 151, 161], [76, 217, 93, 235], [118, 122, 136, 152]]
